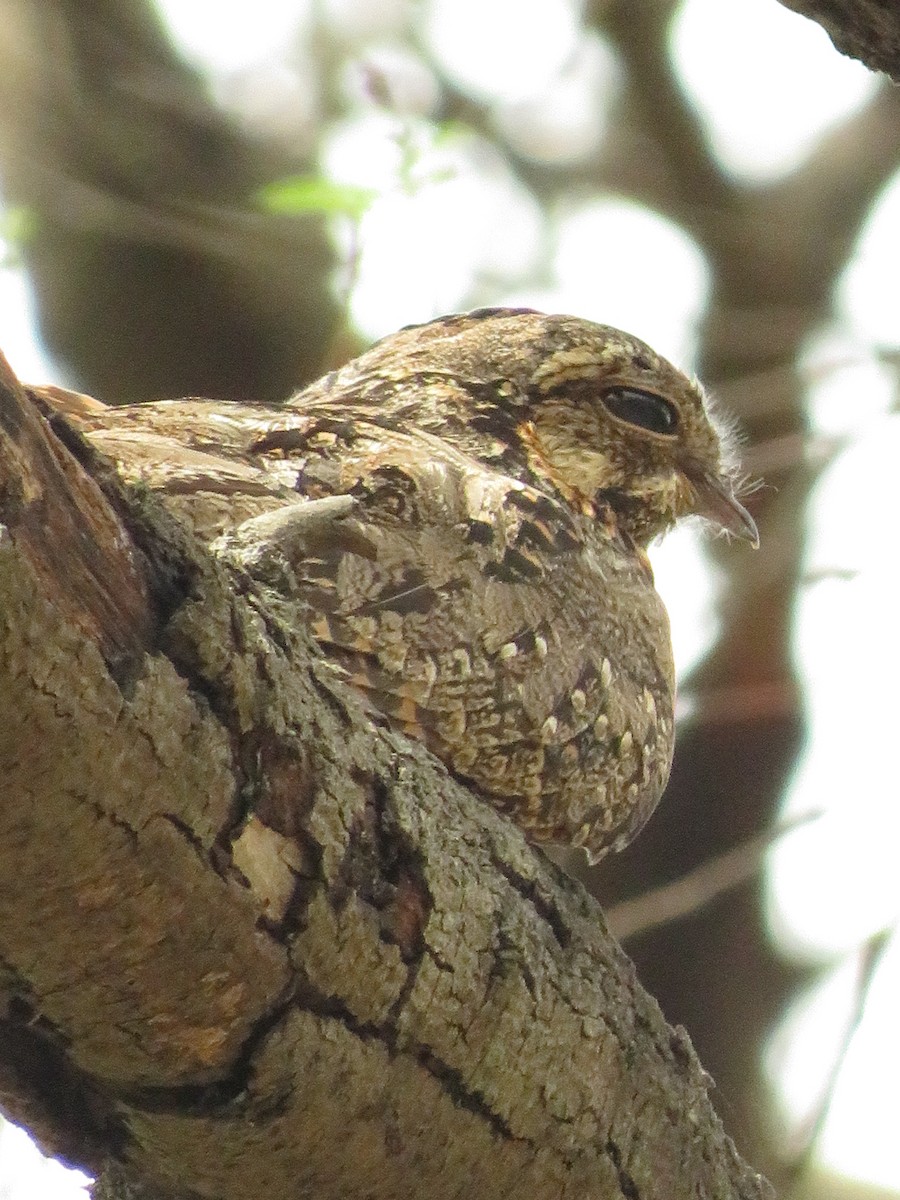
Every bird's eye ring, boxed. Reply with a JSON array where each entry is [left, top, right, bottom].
[[602, 387, 679, 435]]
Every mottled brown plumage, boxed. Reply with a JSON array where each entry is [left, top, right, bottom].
[[37, 308, 755, 862]]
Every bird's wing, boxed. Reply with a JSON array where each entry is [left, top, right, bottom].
[[214, 430, 670, 835], [218, 427, 595, 676]]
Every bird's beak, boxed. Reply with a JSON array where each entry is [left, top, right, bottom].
[[690, 471, 759, 547]]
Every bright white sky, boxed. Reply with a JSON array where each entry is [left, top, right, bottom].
[[0, 0, 897, 1194]]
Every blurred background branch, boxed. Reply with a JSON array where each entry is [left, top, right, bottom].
[[0, 0, 340, 402]]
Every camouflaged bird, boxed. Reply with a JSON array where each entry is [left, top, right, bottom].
[[36, 309, 756, 862]]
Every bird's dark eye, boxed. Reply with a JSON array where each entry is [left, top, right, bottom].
[[602, 387, 679, 435]]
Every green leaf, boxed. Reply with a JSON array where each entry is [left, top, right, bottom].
[[432, 119, 472, 147], [258, 176, 377, 220]]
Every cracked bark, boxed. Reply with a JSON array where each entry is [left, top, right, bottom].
[[0, 360, 774, 1200]]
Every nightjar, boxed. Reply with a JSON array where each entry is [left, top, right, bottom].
[[37, 308, 756, 863]]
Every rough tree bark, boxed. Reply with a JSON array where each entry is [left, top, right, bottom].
[[0, 357, 775, 1198], [778, 0, 900, 79]]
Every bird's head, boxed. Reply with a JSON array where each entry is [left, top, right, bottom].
[[357, 308, 758, 549], [519, 318, 758, 547]]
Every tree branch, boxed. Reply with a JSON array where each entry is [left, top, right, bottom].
[[0, 350, 773, 1198], [778, 0, 900, 80]]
